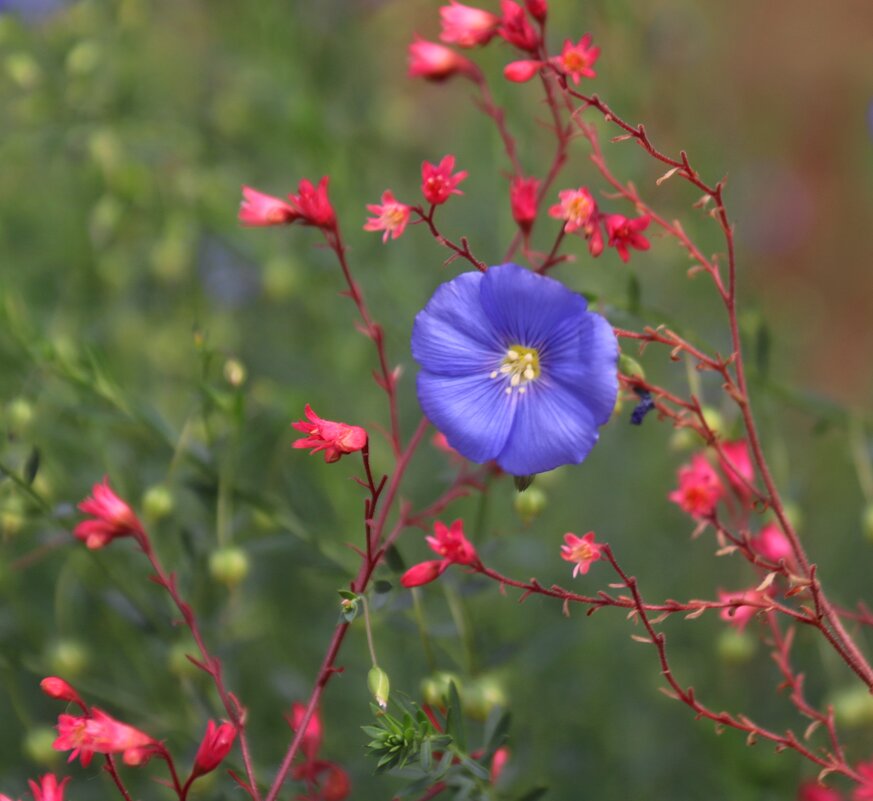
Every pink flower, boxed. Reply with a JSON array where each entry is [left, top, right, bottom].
[[525, 0, 547, 22], [289, 176, 335, 230], [54, 708, 156, 767], [320, 764, 351, 801], [286, 703, 322, 762], [292, 404, 368, 463], [668, 454, 724, 519], [551, 35, 600, 83], [40, 677, 83, 707], [560, 531, 603, 577], [719, 439, 754, 494], [549, 187, 597, 234], [409, 37, 476, 81], [74, 478, 144, 549], [426, 519, 478, 566], [238, 186, 299, 227], [497, 0, 539, 52], [439, 2, 500, 47], [798, 780, 843, 801], [27, 776, 70, 801], [510, 175, 539, 232], [490, 746, 510, 784], [503, 59, 543, 83], [854, 762, 873, 801], [192, 720, 236, 778], [604, 213, 651, 262], [718, 589, 768, 631], [400, 559, 447, 588], [363, 190, 411, 243], [421, 155, 468, 206], [750, 523, 793, 563]]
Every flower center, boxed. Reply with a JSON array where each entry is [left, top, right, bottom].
[[568, 540, 596, 561], [490, 345, 541, 395], [563, 52, 589, 72]]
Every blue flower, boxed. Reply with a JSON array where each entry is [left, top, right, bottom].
[[411, 262, 618, 475]]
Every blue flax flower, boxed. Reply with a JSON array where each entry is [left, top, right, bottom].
[[412, 262, 618, 475]]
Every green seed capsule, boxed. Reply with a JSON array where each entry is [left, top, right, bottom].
[[368, 666, 390, 710]]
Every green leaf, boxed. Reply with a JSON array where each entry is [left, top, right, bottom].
[[23, 447, 40, 485], [482, 707, 510, 758], [385, 544, 406, 573], [515, 787, 549, 801], [419, 737, 432, 771], [445, 680, 466, 753]]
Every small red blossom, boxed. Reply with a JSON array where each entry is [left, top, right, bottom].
[[192, 720, 236, 778], [289, 176, 336, 230], [525, 0, 547, 21], [74, 478, 144, 549], [604, 213, 651, 263], [854, 761, 873, 801], [798, 780, 843, 801], [238, 186, 299, 227], [750, 523, 793, 563], [421, 155, 468, 206], [320, 764, 351, 801], [401, 560, 447, 588], [718, 589, 769, 631], [560, 531, 603, 577], [292, 404, 368, 463], [426, 519, 478, 566], [27, 775, 70, 801], [490, 746, 510, 784], [503, 59, 543, 83], [668, 454, 724, 519], [549, 187, 596, 234], [54, 708, 156, 767], [287, 703, 323, 762], [439, 2, 500, 47], [719, 439, 754, 494], [552, 35, 600, 83], [40, 677, 83, 707], [409, 37, 476, 81], [497, 0, 539, 52], [510, 175, 539, 233], [363, 190, 411, 243]]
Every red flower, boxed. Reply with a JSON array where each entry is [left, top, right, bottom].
[[497, 0, 539, 52], [192, 720, 236, 778], [292, 405, 368, 463], [27, 775, 70, 801], [668, 454, 723, 519], [854, 761, 873, 801], [408, 37, 476, 81], [402, 520, 480, 588], [74, 478, 144, 549], [798, 780, 843, 801], [320, 764, 351, 801], [287, 702, 323, 762], [54, 708, 156, 767], [503, 59, 543, 83], [401, 559, 447, 588], [421, 155, 468, 206], [750, 523, 793, 563], [525, 0, 547, 22], [718, 589, 769, 631], [549, 187, 596, 234], [238, 186, 299, 227], [363, 190, 411, 243], [40, 677, 83, 707], [604, 213, 651, 263], [551, 35, 600, 83], [560, 531, 603, 577], [439, 2, 500, 47], [289, 177, 336, 230], [719, 439, 754, 494], [509, 175, 539, 232]]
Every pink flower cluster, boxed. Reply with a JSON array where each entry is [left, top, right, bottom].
[[401, 519, 481, 588], [238, 177, 335, 230]]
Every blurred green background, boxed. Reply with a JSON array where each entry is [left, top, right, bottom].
[[1, 1, 873, 799]]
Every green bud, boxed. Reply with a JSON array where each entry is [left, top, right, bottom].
[[48, 639, 89, 678], [618, 353, 645, 381], [5, 52, 41, 89], [462, 674, 507, 722], [223, 358, 247, 388], [669, 427, 698, 452], [1, 494, 27, 536], [167, 641, 202, 679], [513, 485, 547, 524], [142, 484, 174, 521], [65, 40, 102, 75], [6, 396, 34, 430], [831, 686, 873, 727], [862, 503, 873, 543], [699, 406, 725, 439], [23, 726, 59, 766], [368, 666, 390, 710], [421, 671, 461, 708], [716, 628, 756, 665], [209, 547, 250, 589]]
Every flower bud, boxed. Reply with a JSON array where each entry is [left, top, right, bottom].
[[400, 560, 445, 588], [421, 671, 461, 708], [24, 727, 61, 767], [47, 640, 89, 679], [513, 485, 547, 524], [698, 406, 725, 439], [5, 397, 34, 430], [40, 677, 82, 705], [368, 666, 390, 710], [142, 484, 174, 521], [209, 547, 250, 589], [830, 685, 873, 727], [462, 674, 507, 721], [716, 628, 755, 665], [223, 358, 246, 388], [192, 720, 236, 778], [618, 353, 645, 381], [490, 746, 510, 784], [525, 0, 547, 21], [503, 59, 543, 83]]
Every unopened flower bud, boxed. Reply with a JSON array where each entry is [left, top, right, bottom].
[[40, 677, 82, 705], [24, 727, 60, 767], [192, 720, 236, 778], [513, 485, 547, 524], [223, 358, 246, 388], [209, 547, 250, 589], [525, 0, 547, 21], [48, 640, 89, 679], [698, 406, 725, 439], [6, 397, 34, 430], [420, 671, 461, 708], [142, 484, 174, 521], [618, 353, 645, 381], [503, 59, 543, 83], [716, 628, 756, 665], [462, 674, 507, 721], [831, 686, 873, 727], [368, 666, 390, 710], [401, 560, 446, 588]]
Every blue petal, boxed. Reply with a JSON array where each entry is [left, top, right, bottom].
[[480, 263, 590, 349], [495, 380, 599, 475], [417, 370, 516, 463], [411, 271, 502, 376]]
